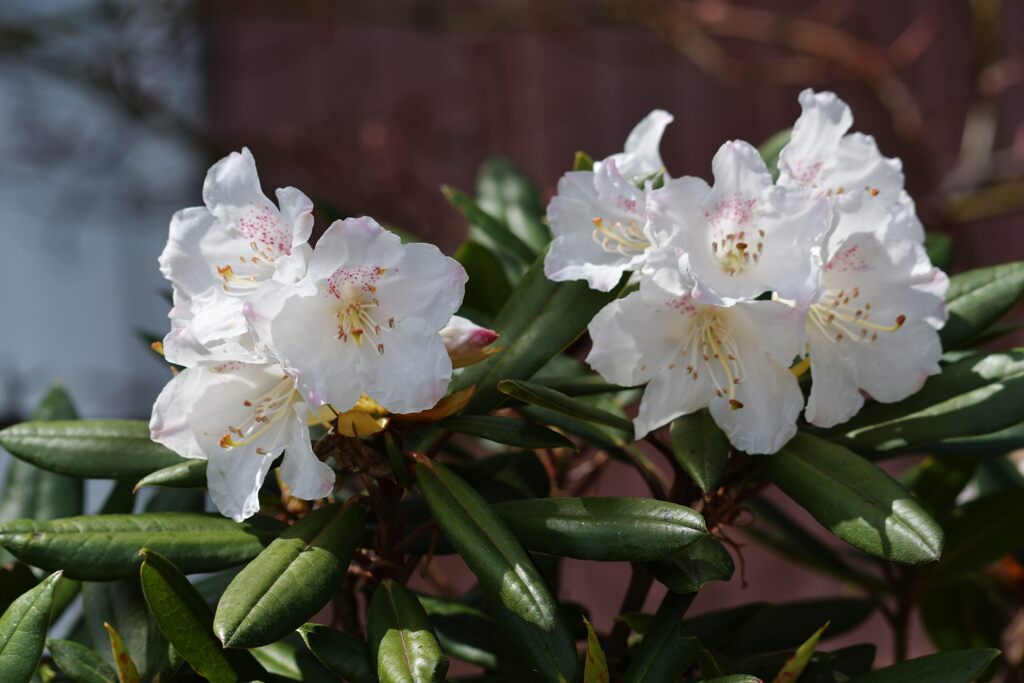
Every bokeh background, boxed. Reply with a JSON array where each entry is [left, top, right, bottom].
[[1, 0, 1022, 669]]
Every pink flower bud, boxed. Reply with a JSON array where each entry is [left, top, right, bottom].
[[441, 315, 500, 368]]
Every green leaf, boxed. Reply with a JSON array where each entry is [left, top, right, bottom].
[[929, 421, 1024, 457], [418, 594, 508, 670], [582, 618, 609, 683], [48, 639, 117, 683], [848, 649, 999, 683], [941, 261, 1024, 349], [704, 677, 763, 683], [624, 593, 698, 683], [299, 624, 375, 683], [369, 579, 448, 683], [903, 457, 976, 518], [760, 432, 943, 564], [757, 128, 791, 181], [451, 249, 624, 415], [250, 634, 338, 683], [0, 571, 62, 683], [0, 420, 186, 480], [138, 549, 257, 683], [498, 380, 634, 432], [442, 185, 536, 268], [919, 578, 1008, 651], [925, 233, 954, 271], [214, 503, 364, 648], [0, 385, 84, 563], [439, 415, 575, 449], [134, 459, 208, 490], [645, 534, 734, 594], [415, 459, 576, 682], [670, 410, 729, 494], [476, 156, 550, 253], [832, 350, 1024, 455], [0, 512, 283, 580], [492, 497, 706, 561], [530, 375, 628, 397], [729, 599, 871, 654], [928, 489, 1024, 581], [102, 622, 141, 683], [455, 241, 513, 317], [771, 623, 828, 683], [81, 580, 176, 679]]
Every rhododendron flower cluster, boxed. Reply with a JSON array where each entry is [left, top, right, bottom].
[[548, 90, 948, 453], [150, 149, 482, 520]]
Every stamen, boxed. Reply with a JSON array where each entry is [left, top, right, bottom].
[[591, 216, 649, 256], [219, 376, 298, 451]]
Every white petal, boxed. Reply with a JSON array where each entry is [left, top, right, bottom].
[[633, 369, 711, 439], [275, 186, 315, 247], [829, 133, 904, 199], [159, 207, 223, 298], [279, 403, 335, 500], [202, 148, 275, 217], [150, 366, 207, 460], [726, 299, 805, 368], [307, 217, 403, 282], [358, 318, 453, 414], [711, 140, 774, 198], [206, 449, 277, 522], [377, 242, 467, 330], [608, 109, 674, 180], [162, 289, 265, 367], [709, 354, 802, 455], [779, 89, 852, 186], [804, 326, 865, 428]]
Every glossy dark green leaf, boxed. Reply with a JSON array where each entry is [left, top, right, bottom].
[[439, 415, 575, 450], [138, 549, 258, 683], [833, 350, 1024, 455], [442, 185, 536, 268], [450, 451, 550, 502], [704, 677, 762, 683], [0, 512, 283, 580], [757, 128, 791, 181], [418, 594, 508, 670], [299, 624, 375, 683], [729, 599, 871, 653], [250, 633, 338, 683], [760, 433, 943, 564], [925, 233, 954, 271], [48, 638, 117, 683], [369, 579, 448, 683], [81, 580, 176, 679], [451, 249, 624, 415], [682, 604, 765, 647], [492, 497, 705, 561], [530, 375, 628, 397], [624, 593, 698, 683], [476, 156, 550, 253], [0, 570, 61, 683], [848, 649, 999, 683], [0, 385, 83, 563], [215, 503, 364, 648], [415, 459, 576, 682], [929, 421, 1024, 457], [0, 420, 186, 480], [645, 534, 734, 594], [903, 457, 976, 518], [928, 489, 1024, 581], [498, 380, 634, 432], [671, 410, 729, 494], [941, 261, 1024, 349], [919, 578, 1008, 651], [134, 459, 208, 490], [455, 240, 513, 318]]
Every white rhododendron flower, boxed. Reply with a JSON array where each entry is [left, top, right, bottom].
[[586, 267, 805, 454], [650, 140, 833, 306], [440, 315, 500, 368], [150, 361, 333, 522], [803, 233, 948, 427], [159, 148, 314, 364], [778, 89, 923, 257], [544, 110, 673, 292], [258, 216, 467, 415]]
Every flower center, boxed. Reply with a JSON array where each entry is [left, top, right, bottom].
[[216, 207, 292, 294], [808, 287, 905, 343], [218, 374, 299, 453], [666, 299, 745, 410], [326, 265, 393, 355], [591, 216, 648, 256], [705, 195, 762, 276]]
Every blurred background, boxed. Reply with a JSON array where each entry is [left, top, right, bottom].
[[1, 0, 1022, 669]]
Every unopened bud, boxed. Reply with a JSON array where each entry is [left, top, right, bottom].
[[441, 315, 500, 368]]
